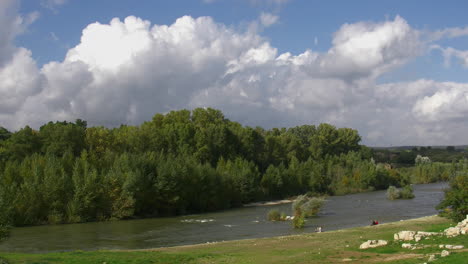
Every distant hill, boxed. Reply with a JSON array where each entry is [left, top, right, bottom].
[[371, 145, 468, 151], [371, 145, 468, 164]]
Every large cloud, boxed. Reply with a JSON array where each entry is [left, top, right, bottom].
[[1, 4, 468, 146]]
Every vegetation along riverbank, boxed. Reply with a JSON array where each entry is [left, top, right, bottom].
[[1, 108, 466, 232], [1, 215, 467, 263]]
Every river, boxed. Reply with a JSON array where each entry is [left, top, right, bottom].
[[0, 182, 447, 253]]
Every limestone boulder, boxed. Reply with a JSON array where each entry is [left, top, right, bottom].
[[359, 240, 388, 249], [417, 231, 441, 237], [394, 231, 416, 241], [401, 243, 412, 249], [428, 254, 436, 262], [461, 226, 468, 235], [444, 227, 461, 237], [445, 245, 464, 249], [457, 215, 468, 234], [441, 250, 450, 257], [444, 215, 468, 237]]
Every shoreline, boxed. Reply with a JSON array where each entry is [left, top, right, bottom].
[[120, 214, 441, 252], [3, 214, 465, 264], [242, 199, 293, 207]]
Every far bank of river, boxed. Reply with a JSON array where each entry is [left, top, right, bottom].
[[0, 182, 448, 253]]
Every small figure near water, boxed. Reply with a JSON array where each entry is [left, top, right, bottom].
[[371, 220, 379, 226], [315, 226, 322, 233]]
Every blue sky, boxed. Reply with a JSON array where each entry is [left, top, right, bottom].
[[2, 0, 468, 146]]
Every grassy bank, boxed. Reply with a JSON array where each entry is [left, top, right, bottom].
[[1, 215, 466, 263]]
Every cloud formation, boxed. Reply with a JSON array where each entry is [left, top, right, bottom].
[[41, 0, 68, 12], [436, 46, 468, 68], [259, 12, 279, 27], [1, 2, 468, 146]]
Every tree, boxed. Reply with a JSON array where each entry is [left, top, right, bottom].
[[0, 127, 11, 141], [1, 126, 41, 161], [437, 173, 468, 222], [39, 120, 86, 157], [309, 124, 361, 160]]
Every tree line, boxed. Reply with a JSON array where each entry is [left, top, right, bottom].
[[0, 108, 462, 229]]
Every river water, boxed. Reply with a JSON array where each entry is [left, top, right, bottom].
[[0, 182, 447, 253]]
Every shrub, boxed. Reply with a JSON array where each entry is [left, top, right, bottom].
[[387, 185, 415, 200], [267, 209, 281, 221], [280, 212, 287, 221], [292, 195, 325, 217], [292, 213, 305, 229], [301, 197, 325, 217], [437, 173, 468, 222], [291, 195, 325, 228], [292, 195, 308, 212], [400, 185, 415, 199], [386, 186, 400, 200]]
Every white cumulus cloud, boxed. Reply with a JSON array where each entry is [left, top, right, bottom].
[[259, 12, 279, 27], [1, 4, 468, 146]]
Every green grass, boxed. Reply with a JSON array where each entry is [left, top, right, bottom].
[[0, 215, 466, 264]]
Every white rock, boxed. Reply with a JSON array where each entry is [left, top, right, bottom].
[[461, 226, 468, 235], [402, 243, 413, 249], [359, 240, 388, 249], [428, 254, 436, 262], [444, 227, 461, 237], [441, 250, 450, 257], [414, 234, 422, 242], [417, 231, 441, 237], [439, 245, 444, 248], [394, 231, 416, 241], [445, 245, 464, 249]]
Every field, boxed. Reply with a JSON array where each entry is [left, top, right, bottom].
[[1, 215, 467, 263]]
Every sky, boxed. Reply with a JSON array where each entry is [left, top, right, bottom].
[[1, 0, 468, 146]]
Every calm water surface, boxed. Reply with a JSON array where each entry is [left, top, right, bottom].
[[0, 182, 447, 253]]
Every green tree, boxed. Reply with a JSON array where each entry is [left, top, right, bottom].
[[1, 126, 41, 161], [0, 127, 11, 141], [437, 173, 468, 222], [39, 120, 86, 157]]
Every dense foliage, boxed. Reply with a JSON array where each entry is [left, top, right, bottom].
[[267, 209, 282, 221], [291, 195, 324, 229], [386, 185, 414, 200], [437, 172, 468, 222], [0, 108, 461, 230]]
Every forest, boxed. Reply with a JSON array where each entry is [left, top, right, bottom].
[[0, 108, 465, 229]]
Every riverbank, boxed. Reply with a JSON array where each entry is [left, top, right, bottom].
[[1, 215, 466, 263], [243, 199, 293, 207]]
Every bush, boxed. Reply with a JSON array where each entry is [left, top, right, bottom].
[[400, 185, 415, 199], [301, 197, 325, 217], [292, 213, 305, 229], [437, 173, 468, 222], [292, 195, 325, 217], [387, 185, 415, 200], [291, 195, 325, 228], [280, 212, 287, 221], [267, 209, 281, 221], [386, 186, 400, 200]]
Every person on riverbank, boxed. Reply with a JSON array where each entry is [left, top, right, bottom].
[[371, 220, 379, 226]]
